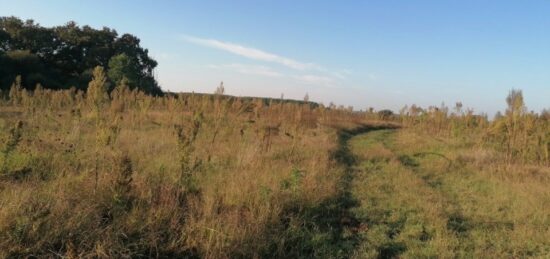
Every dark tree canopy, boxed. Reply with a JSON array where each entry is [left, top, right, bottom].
[[378, 109, 394, 120], [0, 16, 162, 95]]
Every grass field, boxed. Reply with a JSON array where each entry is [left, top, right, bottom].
[[0, 81, 548, 258], [0, 91, 378, 258], [349, 129, 550, 258]]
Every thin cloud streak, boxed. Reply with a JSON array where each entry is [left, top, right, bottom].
[[208, 63, 344, 88], [209, 63, 283, 77], [209, 63, 339, 87], [183, 35, 320, 70], [184, 35, 354, 88]]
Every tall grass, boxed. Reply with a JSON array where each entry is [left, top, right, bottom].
[[0, 69, 368, 257], [397, 90, 548, 166], [0, 70, 547, 257]]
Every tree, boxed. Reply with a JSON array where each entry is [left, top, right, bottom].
[[506, 89, 525, 119], [378, 109, 394, 120], [214, 81, 225, 95], [0, 29, 9, 52], [114, 34, 157, 76], [0, 16, 161, 94], [504, 89, 526, 162], [454, 102, 463, 115], [108, 53, 139, 87]]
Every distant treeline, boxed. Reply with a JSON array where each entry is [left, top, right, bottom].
[[165, 91, 320, 108], [0, 16, 161, 95]]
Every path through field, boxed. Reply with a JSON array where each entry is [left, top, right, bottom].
[[346, 128, 549, 258]]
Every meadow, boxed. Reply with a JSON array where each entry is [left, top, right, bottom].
[[0, 67, 548, 258]]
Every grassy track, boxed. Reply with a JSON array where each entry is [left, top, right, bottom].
[[349, 129, 550, 258]]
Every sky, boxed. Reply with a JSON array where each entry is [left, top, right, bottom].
[[1, 0, 549, 114]]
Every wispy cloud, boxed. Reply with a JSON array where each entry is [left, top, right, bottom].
[[183, 35, 320, 70], [209, 63, 282, 77], [184, 35, 353, 88], [209, 63, 340, 88]]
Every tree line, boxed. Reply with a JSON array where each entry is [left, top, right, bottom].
[[0, 16, 162, 95]]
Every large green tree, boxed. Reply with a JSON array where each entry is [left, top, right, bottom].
[[0, 16, 162, 94]]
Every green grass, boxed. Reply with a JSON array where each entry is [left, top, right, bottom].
[[349, 129, 550, 258]]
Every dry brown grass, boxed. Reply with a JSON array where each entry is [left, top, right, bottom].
[[0, 80, 371, 258], [0, 75, 547, 257]]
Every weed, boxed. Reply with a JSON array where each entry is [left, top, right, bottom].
[[1, 120, 23, 174], [112, 153, 134, 210]]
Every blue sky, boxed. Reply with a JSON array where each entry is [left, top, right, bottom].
[[2, 0, 549, 114]]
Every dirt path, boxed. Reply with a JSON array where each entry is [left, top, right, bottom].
[[279, 125, 548, 258], [347, 129, 549, 258]]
